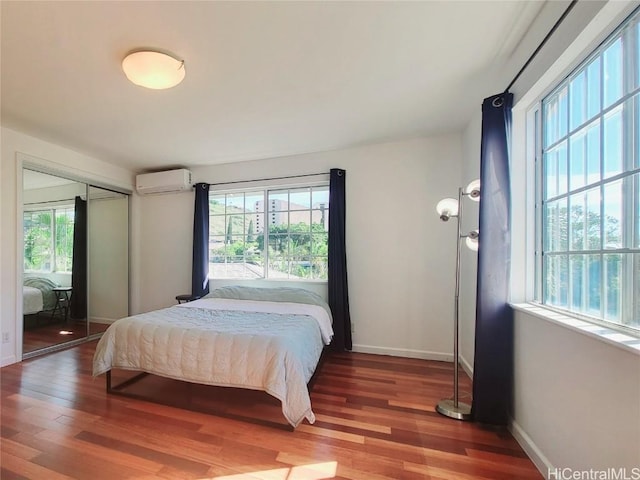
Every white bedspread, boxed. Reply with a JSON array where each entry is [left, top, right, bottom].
[[23, 286, 43, 315], [93, 298, 333, 427]]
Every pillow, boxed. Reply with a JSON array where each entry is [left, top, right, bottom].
[[208, 286, 333, 322]]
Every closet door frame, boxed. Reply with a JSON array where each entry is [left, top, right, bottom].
[[17, 153, 131, 360]]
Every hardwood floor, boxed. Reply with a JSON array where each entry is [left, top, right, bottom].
[[23, 319, 110, 354], [1, 342, 542, 479]]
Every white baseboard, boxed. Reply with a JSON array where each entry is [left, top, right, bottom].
[[509, 418, 553, 478], [89, 317, 116, 324], [350, 344, 477, 371], [459, 354, 474, 377], [351, 344, 452, 362]]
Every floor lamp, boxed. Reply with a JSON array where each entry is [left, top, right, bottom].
[[435, 179, 480, 421]]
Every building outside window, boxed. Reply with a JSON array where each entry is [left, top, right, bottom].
[[536, 8, 640, 332]]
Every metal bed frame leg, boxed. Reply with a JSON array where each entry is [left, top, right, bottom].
[[105, 369, 149, 394], [103, 368, 296, 431]]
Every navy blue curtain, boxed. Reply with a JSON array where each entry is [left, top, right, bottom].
[[328, 168, 352, 351], [192, 183, 210, 298], [472, 92, 514, 425], [70, 196, 87, 320]]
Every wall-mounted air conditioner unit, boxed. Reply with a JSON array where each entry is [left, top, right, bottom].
[[136, 169, 192, 195]]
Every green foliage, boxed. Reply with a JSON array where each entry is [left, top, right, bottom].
[[24, 212, 52, 271], [23, 209, 74, 272], [55, 212, 74, 271], [209, 191, 329, 279], [247, 220, 254, 243], [546, 204, 620, 251], [256, 222, 328, 279], [544, 205, 624, 318], [211, 241, 260, 263], [226, 218, 233, 244], [256, 222, 326, 252]]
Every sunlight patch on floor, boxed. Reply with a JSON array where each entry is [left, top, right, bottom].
[[205, 461, 338, 480]]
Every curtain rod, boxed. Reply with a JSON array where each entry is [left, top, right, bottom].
[[504, 0, 578, 94], [201, 172, 329, 187]]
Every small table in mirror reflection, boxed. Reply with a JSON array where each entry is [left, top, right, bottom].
[[51, 287, 72, 323]]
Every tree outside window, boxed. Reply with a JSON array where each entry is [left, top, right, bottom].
[[209, 186, 329, 280]]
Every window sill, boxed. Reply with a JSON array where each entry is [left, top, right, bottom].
[[511, 303, 640, 356]]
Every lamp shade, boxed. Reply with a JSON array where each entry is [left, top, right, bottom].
[[465, 229, 479, 251], [122, 50, 185, 90], [465, 179, 481, 201], [436, 197, 459, 221]]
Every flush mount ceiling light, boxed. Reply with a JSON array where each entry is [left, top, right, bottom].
[[122, 50, 185, 90]]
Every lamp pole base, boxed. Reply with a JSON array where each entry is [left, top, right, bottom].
[[436, 399, 472, 421]]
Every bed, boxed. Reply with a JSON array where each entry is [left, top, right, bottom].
[[23, 286, 44, 315], [92, 286, 333, 428], [23, 277, 59, 315]]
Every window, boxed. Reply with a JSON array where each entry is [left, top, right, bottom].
[[537, 9, 640, 333], [23, 206, 75, 273], [209, 185, 329, 280]]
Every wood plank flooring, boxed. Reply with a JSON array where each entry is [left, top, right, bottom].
[[0, 341, 542, 479], [23, 319, 110, 354]]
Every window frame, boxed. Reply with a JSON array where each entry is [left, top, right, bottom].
[[208, 182, 330, 281], [531, 7, 640, 336]]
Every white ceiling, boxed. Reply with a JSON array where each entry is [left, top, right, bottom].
[[1, 1, 545, 173]]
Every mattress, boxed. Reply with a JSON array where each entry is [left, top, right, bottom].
[[23, 277, 59, 311], [23, 286, 43, 315], [93, 297, 333, 427]]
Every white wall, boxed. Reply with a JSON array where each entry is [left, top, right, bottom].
[[459, 0, 640, 474], [138, 135, 462, 360], [0, 127, 134, 366], [511, 310, 640, 472], [137, 189, 193, 313]]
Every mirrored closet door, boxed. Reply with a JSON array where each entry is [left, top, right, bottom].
[[22, 168, 130, 357], [88, 185, 129, 336]]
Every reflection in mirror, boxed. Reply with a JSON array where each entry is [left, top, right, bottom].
[[22, 169, 89, 354], [88, 186, 129, 335], [22, 170, 130, 356]]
